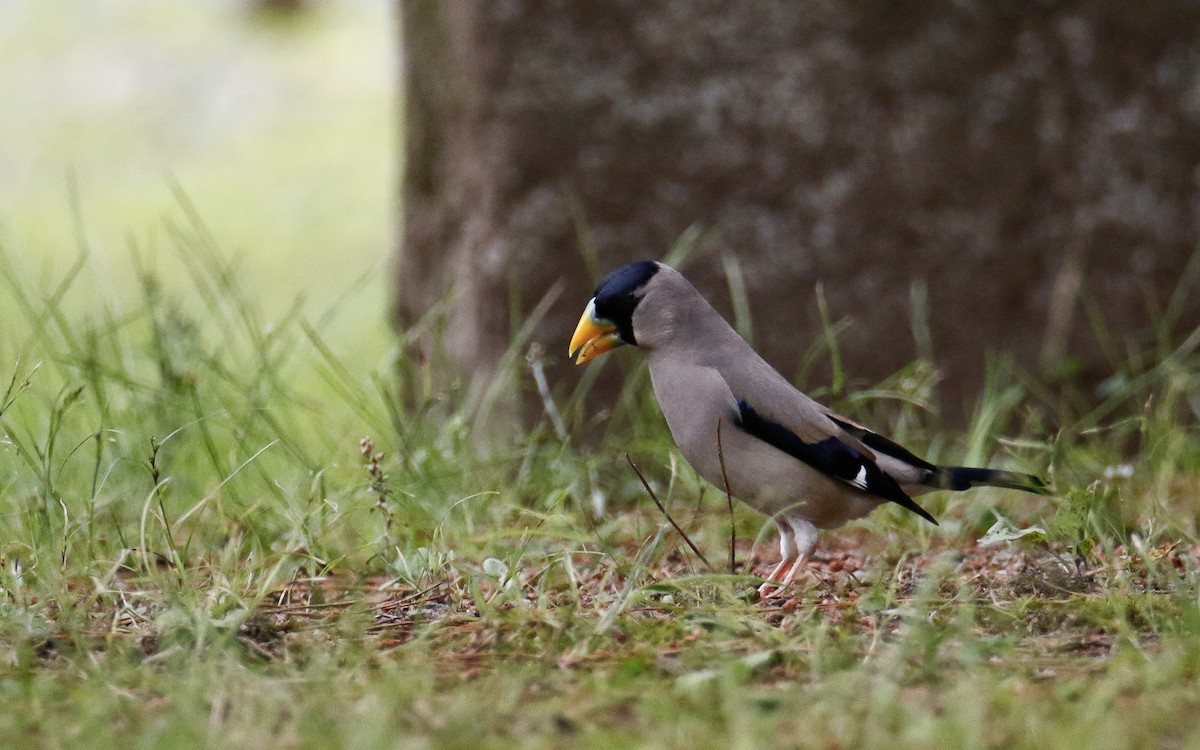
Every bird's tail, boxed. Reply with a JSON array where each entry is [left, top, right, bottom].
[[923, 466, 1050, 495]]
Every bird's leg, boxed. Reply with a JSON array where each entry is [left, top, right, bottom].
[[757, 521, 797, 598], [757, 558, 795, 597], [762, 519, 819, 597]]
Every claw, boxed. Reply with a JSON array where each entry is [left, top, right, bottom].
[[756, 554, 811, 600], [756, 556, 796, 599]]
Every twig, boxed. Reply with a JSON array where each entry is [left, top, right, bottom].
[[717, 418, 736, 575], [626, 454, 709, 568], [526, 343, 569, 441], [374, 581, 447, 612]]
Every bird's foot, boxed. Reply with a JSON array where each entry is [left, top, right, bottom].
[[756, 555, 811, 601], [756, 556, 796, 599], [756, 580, 788, 599]]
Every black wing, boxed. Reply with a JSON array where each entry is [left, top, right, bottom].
[[734, 399, 937, 525], [827, 416, 937, 473]]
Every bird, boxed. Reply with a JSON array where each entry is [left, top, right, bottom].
[[568, 260, 1048, 598]]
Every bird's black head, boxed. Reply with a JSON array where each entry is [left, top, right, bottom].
[[591, 260, 660, 345]]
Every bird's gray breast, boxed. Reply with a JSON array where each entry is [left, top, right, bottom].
[[646, 355, 736, 487]]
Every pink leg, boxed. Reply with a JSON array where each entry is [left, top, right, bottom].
[[757, 520, 797, 598], [756, 556, 798, 598], [758, 518, 819, 599]]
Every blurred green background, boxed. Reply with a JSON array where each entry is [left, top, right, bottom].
[[0, 0, 394, 360]]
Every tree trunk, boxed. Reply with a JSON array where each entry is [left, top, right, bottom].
[[395, 0, 1200, 420]]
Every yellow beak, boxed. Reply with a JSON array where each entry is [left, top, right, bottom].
[[568, 299, 622, 364]]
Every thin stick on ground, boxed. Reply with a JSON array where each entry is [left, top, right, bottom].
[[526, 342, 568, 441], [626, 453, 710, 569], [717, 418, 736, 575]]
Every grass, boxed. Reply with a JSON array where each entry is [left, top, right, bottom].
[[0, 0, 395, 365], [5, 5, 1200, 748], [1, 211, 1200, 749]]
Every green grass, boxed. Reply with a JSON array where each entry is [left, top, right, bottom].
[[0, 0, 394, 366], [2, 215, 1200, 749]]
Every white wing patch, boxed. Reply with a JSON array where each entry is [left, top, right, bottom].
[[851, 465, 869, 490]]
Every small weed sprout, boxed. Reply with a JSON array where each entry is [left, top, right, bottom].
[[360, 437, 393, 528]]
